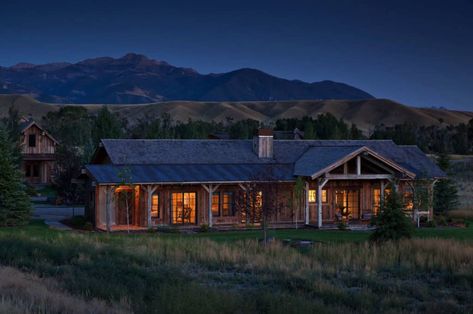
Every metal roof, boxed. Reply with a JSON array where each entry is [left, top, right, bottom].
[[86, 139, 445, 183], [294, 146, 361, 176], [86, 163, 295, 184]]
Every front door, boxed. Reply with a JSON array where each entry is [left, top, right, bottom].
[[335, 189, 360, 220]]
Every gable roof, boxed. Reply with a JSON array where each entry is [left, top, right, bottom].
[[19, 119, 59, 144], [87, 138, 445, 183], [294, 145, 416, 178]]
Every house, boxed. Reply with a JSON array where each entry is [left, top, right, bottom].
[[83, 129, 445, 231], [19, 118, 58, 185]]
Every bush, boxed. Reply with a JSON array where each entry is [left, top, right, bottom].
[[370, 190, 414, 242], [199, 224, 210, 233]]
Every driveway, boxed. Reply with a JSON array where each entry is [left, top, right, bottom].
[[33, 204, 84, 230]]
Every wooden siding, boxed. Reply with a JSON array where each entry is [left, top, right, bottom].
[[21, 124, 56, 155]]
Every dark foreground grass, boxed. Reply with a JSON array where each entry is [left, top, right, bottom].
[[0, 221, 472, 313]]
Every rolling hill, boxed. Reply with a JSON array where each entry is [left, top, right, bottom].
[[1, 95, 471, 134], [0, 53, 373, 104]]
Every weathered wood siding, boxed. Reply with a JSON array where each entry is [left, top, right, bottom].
[[21, 124, 56, 155]]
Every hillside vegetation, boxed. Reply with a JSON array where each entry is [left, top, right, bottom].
[[0, 95, 471, 133]]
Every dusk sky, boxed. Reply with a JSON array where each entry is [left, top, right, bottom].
[[0, 0, 472, 110]]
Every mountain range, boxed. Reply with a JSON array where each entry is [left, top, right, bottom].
[[0, 53, 374, 104]]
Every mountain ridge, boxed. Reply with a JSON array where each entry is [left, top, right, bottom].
[[1, 95, 471, 134], [0, 53, 373, 104]]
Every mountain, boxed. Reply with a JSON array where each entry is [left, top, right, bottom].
[[1, 95, 471, 134], [0, 53, 373, 104]]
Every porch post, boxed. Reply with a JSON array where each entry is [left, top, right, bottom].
[[428, 180, 438, 221], [317, 178, 329, 228], [146, 185, 158, 227], [380, 181, 385, 207], [202, 184, 220, 227], [356, 155, 361, 175], [304, 181, 309, 225], [105, 185, 115, 233]]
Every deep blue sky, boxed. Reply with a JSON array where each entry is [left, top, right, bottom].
[[0, 0, 472, 110]]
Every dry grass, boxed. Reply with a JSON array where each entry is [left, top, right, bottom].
[[0, 225, 472, 313], [0, 266, 130, 314]]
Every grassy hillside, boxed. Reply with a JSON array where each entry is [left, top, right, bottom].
[[0, 94, 472, 133], [0, 221, 472, 313]]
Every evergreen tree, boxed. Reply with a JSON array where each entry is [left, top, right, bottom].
[[0, 127, 31, 226], [433, 153, 458, 213], [303, 120, 315, 139], [370, 190, 413, 242], [92, 106, 124, 145]]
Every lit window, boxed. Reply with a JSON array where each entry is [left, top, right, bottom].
[[309, 190, 316, 202], [309, 189, 327, 203], [151, 194, 159, 218], [373, 188, 381, 215], [172, 192, 196, 224], [222, 192, 233, 216], [212, 194, 220, 216]]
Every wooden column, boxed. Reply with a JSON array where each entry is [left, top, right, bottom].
[[428, 180, 438, 221], [202, 184, 220, 227], [105, 185, 115, 233], [145, 185, 158, 227], [380, 181, 385, 207], [356, 156, 361, 175], [317, 178, 329, 228], [304, 181, 309, 225]]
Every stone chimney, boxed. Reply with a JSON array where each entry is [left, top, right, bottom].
[[253, 128, 273, 159]]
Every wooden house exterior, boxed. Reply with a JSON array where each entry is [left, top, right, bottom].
[[20, 119, 58, 185], [83, 130, 445, 231]]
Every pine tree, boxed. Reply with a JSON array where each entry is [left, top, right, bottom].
[[0, 127, 31, 226], [433, 153, 458, 213], [370, 190, 413, 242], [92, 106, 123, 145]]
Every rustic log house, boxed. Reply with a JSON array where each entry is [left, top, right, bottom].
[[19, 119, 58, 185], [83, 129, 445, 231]]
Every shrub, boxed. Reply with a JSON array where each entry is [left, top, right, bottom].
[[370, 190, 414, 242]]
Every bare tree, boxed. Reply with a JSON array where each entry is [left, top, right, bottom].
[[234, 165, 291, 244]]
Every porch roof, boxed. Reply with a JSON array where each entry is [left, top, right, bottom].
[[85, 163, 295, 184]]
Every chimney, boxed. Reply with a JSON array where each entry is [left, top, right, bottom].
[[253, 128, 273, 159]]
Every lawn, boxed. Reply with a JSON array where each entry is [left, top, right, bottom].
[[0, 221, 472, 313]]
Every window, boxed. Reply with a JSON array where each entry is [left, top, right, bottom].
[[151, 194, 159, 218], [373, 188, 381, 215], [309, 189, 327, 203], [28, 134, 36, 147], [336, 189, 360, 219], [211, 192, 234, 217], [222, 192, 233, 216], [212, 194, 220, 216], [309, 190, 316, 202], [172, 192, 196, 224]]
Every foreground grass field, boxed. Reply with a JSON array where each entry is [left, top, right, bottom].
[[0, 221, 472, 313]]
